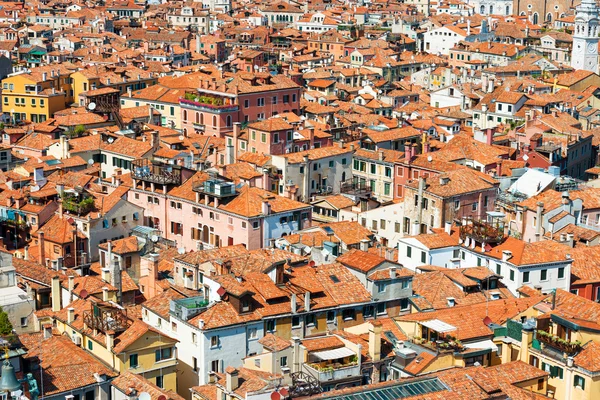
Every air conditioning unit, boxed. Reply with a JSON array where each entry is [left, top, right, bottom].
[[72, 335, 82, 346]]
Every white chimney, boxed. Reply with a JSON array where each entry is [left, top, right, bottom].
[[198, 319, 205, 330], [304, 291, 311, 312]]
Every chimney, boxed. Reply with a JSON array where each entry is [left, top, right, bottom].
[[486, 128, 493, 146], [309, 127, 315, 148], [378, 149, 384, 161], [208, 371, 217, 383], [51, 276, 61, 312], [58, 199, 63, 217], [68, 275, 74, 301], [232, 122, 241, 162], [291, 293, 297, 314], [404, 145, 411, 163], [536, 202, 543, 241], [262, 200, 271, 216], [151, 130, 160, 151], [67, 307, 75, 323], [199, 319, 205, 330], [496, 161, 502, 177], [360, 239, 369, 252], [444, 221, 452, 235], [502, 250, 512, 261], [368, 321, 382, 362], [102, 287, 109, 302], [43, 324, 52, 339], [304, 291, 311, 312], [101, 268, 111, 283], [42, 72, 47, 81], [447, 297, 455, 307], [390, 266, 397, 279], [225, 368, 239, 392], [106, 333, 114, 351], [38, 231, 46, 265], [24, 245, 29, 261]]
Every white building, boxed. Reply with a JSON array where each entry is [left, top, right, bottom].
[[571, 0, 599, 73], [397, 225, 572, 296], [422, 26, 468, 55], [470, 0, 513, 15]]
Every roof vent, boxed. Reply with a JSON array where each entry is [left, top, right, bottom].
[[446, 297, 455, 307]]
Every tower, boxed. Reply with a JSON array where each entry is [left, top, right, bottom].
[[571, 0, 599, 73]]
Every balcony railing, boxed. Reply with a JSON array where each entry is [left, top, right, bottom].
[[536, 330, 582, 355], [303, 363, 361, 382], [132, 159, 182, 185], [459, 218, 504, 244], [180, 98, 239, 114]]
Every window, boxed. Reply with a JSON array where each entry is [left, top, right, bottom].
[[496, 264, 501, 275], [510, 270, 515, 281], [378, 302, 388, 314], [257, 98, 265, 106], [363, 305, 374, 318], [20, 317, 27, 327], [129, 353, 138, 368], [193, 357, 198, 372], [292, 316, 301, 328], [406, 246, 412, 258], [472, 202, 478, 211], [280, 356, 288, 367], [421, 251, 426, 263], [342, 309, 355, 321], [305, 314, 316, 326], [171, 321, 177, 332], [266, 319, 276, 332], [87, 339, 93, 350], [574, 375, 585, 390], [211, 335, 219, 347], [523, 271, 530, 283], [540, 269, 548, 281], [326, 311, 336, 323], [211, 360, 220, 373], [156, 376, 164, 389], [244, 99, 249, 108], [558, 267, 565, 279], [155, 347, 172, 362]]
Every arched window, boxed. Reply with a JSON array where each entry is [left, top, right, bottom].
[[506, 5, 510, 15], [533, 13, 539, 24], [195, 112, 200, 124], [212, 115, 217, 127], [226, 115, 232, 127], [183, 109, 188, 121], [546, 13, 552, 22], [489, 5, 494, 14], [520, 11, 526, 16], [480, 5, 485, 14], [200, 113, 204, 124]]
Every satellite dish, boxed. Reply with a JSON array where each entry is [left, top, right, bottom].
[[178, 135, 185, 141], [80, 289, 89, 299], [88, 158, 94, 165], [107, 137, 115, 144], [88, 102, 97, 111], [427, 155, 432, 162], [254, 64, 259, 71], [177, 247, 185, 255], [138, 392, 151, 400], [151, 235, 159, 243]]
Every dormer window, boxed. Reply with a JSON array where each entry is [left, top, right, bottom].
[[241, 298, 250, 313]]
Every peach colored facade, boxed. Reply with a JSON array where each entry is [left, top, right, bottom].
[[180, 88, 302, 138]]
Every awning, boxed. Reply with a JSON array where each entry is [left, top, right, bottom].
[[421, 319, 456, 333], [312, 347, 355, 361], [463, 339, 497, 351]]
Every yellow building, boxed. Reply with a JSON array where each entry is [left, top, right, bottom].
[[1, 68, 71, 123], [37, 277, 179, 392]]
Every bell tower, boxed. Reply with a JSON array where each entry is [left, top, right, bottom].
[[572, 0, 600, 72]]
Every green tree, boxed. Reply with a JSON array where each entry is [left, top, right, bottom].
[[0, 306, 13, 335], [74, 125, 86, 136]]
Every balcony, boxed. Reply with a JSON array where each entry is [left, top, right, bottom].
[[170, 296, 209, 321], [132, 159, 182, 185], [459, 218, 504, 244], [180, 94, 238, 114], [83, 303, 129, 333], [303, 362, 360, 383], [536, 330, 582, 355], [340, 178, 371, 196], [193, 177, 237, 198]]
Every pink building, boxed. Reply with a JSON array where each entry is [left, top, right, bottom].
[[128, 160, 311, 250], [180, 73, 302, 138]]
